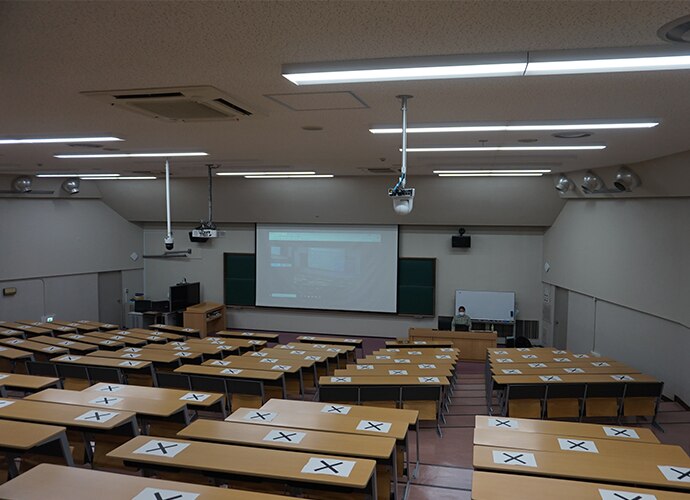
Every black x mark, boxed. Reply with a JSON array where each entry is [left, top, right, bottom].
[[154, 492, 183, 500], [327, 406, 344, 413], [613, 494, 642, 500], [567, 440, 588, 450], [421, 377, 435, 382], [502, 453, 526, 464], [610, 429, 631, 437], [96, 398, 116, 405], [670, 467, 690, 480], [187, 394, 201, 400], [314, 460, 343, 473], [272, 432, 297, 442], [251, 412, 271, 420], [103, 385, 117, 391], [145, 442, 178, 454], [364, 421, 383, 431], [495, 419, 512, 427], [334, 377, 348, 382], [84, 412, 111, 421]]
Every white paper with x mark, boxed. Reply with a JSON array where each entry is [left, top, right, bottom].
[[302, 457, 356, 477], [321, 404, 351, 415], [492, 450, 537, 467], [263, 429, 306, 444], [598, 489, 657, 500], [74, 410, 119, 423], [602, 427, 639, 439], [180, 392, 211, 402], [488, 418, 518, 429], [558, 438, 599, 453], [658, 465, 690, 483], [356, 420, 391, 433], [132, 488, 199, 500], [243, 411, 277, 422], [133, 440, 190, 458]]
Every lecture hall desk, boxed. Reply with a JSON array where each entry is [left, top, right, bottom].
[[144, 341, 240, 359], [237, 351, 323, 384], [76, 320, 120, 330], [108, 435, 379, 498], [107, 329, 176, 344], [218, 329, 280, 342], [186, 336, 267, 351], [88, 347, 203, 369], [0, 328, 24, 339], [49, 320, 99, 333], [202, 356, 307, 397], [472, 471, 690, 500], [257, 347, 337, 374], [334, 365, 453, 378], [0, 338, 68, 361], [16, 321, 78, 335], [0, 420, 73, 479], [0, 322, 52, 337], [86, 330, 148, 346], [149, 323, 202, 337], [284, 342, 353, 367], [57, 333, 125, 350], [127, 328, 185, 341], [29, 335, 99, 354], [0, 372, 61, 395], [491, 362, 641, 376], [0, 345, 33, 373], [51, 353, 156, 386], [385, 339, 455, 348], [0, 464, 288, 500]]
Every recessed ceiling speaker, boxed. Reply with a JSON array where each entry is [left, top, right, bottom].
[[11, 176, 32, 193], [554, 174, 574, 194], [613, 166, 641, 192], [581, 171, 604, 194], [61, 178, 80, 195]]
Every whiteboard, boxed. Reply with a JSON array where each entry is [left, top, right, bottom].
[[454, 290, 515, 323]]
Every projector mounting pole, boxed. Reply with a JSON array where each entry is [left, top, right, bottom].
[[394, 94, 412, 191], [164, 159, 174, 250]]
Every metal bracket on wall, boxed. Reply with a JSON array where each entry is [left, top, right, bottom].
[[142, 249, 192, 259]]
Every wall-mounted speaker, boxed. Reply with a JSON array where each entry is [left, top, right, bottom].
[[452, 235, 471, 248]]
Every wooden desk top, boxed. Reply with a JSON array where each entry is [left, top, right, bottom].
[[0, 345, 34, 360], [0, 419, 66, 450], [0, 322, 52, 336], [0, 463, 287, 500], [106, 330, 170, 344], [334, 366, 453, 377], [409, 329, 498, 340], [261, 398, 419, 426], [201, 357, 303, 374], [57, 333, 125, 349], [0, 328, 24, 338], [227, 407, 409, 440], [229, 353, 316, 368], [184, 301, 224, 313], [87, 331, 148, 346], [0, 338, 68, 355], [0, 372, 60, 391], [109, 435, 376, 489], [126, 328, 185, 341], [360, 355, 457, 365], [472, 470, 690, 500], [84, 383, 223, 408], [285, 343, 353, 354], [26, 388, 187, 418], [489, 348, 574, 356], [375, 347, 459, 355], [50, 320, 99, 332], [386, 339, 456, 347], [473, 445, 690, 490], [297, 335, 363, 346], [491, 354, 615, 364], [218, 330, 280, 341], [150, 324, 201, 335], [30, 335, 99, 353], [87, 348, 201, 364], [256, 348, 333, 361], [492, 364, 641, 375], [174, 363, 285, 381], [16, 321, 77, 334], [186, 337, 267, 349], [473, 427, 689, 462], [492, 373, 658, 385], [179, 418, 395, 460], [0, 397, 137, 430], [474, 416, 659, 443], [52, 354, 153, 370], [146, 342, 240, 356], [77, 320, 120, 330], [319, 375, 450, 387]]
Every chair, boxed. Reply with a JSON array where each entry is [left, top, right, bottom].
[[359, 386, 400, 409], [437, 316, 452, 331], [56, 364, 91, 390], [318, 386, 359, 404], [155, 371, 191, 390], [544, 383, 587, 420], [503, 384, 547, 419], [87, 366, 125, 384], [620, 382, 664, 428], [226, 379, 265, 410], [25, 361, 63, 389], [584, 383, 625, 418], [401, 385, 443, 435], [514, 336, 533, 348], [189, 375, 229, 416]]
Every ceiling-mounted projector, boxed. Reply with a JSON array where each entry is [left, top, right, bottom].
[[389, 187, 415, 215], [388, 94, 415, 215]]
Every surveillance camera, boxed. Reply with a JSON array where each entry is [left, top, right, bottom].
[[164, 234, 174, 251], [389, 187, 415, 215]]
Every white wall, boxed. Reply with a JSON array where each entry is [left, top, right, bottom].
[[543, 198, 690, 401], [143, 224, 544, 338]]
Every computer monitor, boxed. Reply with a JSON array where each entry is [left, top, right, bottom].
[[437, 316, 452, 331], [170, 282, 201, 311]]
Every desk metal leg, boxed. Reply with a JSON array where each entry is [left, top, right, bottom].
[[58, 432, 75, 467], [414, 421, 420, 478], [6, 454, 19, 479], [370, 468, 378, 500], [392, 448, 399, 500]]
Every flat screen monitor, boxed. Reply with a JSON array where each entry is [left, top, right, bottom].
[[170, 282, 200, 311]]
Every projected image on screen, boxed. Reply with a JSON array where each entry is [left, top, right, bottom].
[[256, 225, 398, 313]]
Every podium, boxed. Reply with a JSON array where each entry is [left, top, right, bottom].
[[183, 302, 226, 338]]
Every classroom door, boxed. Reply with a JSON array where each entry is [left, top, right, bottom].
[[552, 287, 569, 349], [98, 271, 123, 325]]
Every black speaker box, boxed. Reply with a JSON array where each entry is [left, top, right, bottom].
[[452, 235, 471, 248]]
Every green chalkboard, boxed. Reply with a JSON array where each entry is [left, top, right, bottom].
[[397, 258, 436, 316], [223, 253, 256, 306]]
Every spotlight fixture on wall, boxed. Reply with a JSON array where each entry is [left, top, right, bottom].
[[581, 171, 605, 194], [61, 178, 80, 195], [613, 166, 641, 192], [554, 174, 575, 194], [11, 176, 32, 193]]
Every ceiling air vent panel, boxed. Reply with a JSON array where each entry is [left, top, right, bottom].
[[82, 86, 256, 122]]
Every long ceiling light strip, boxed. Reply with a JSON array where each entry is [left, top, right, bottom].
[[405, 145, 605, 152], [244, 174, 334, 179], [434, 169, 551, 174], [0, 136, 123, 144], [283, 46, 690, 85], [216, 171, 316, 176], [437, 173, 544, 177], [370, 122, 659, 134], [37, 173, 120, 178], [80, 176, 157, 180], [54, 152, 207, 158]]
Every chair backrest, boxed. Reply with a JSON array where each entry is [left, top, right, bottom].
[[225, 378, 264, 398], [25, 361, 60, 378], [359, 386, 400, 403], [401, 385, 442, 402], [545, 383, 587, 399], [318, 386, 359, 404], [57, 364, 91, 382], [437, 316, 452, 331], [586, 382, 626, 398], [190, 375, 227, 395], [87, 366, 125, 384], [515, 336, 533, 348], [155, 371, 191, 390], [506, 384, 547, 400], [623, 382, 664, 398]]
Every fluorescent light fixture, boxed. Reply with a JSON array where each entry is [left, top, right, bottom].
[[370, 121, 659, 134], [406, 145, 606, 152], [54, 152, 207, 159], [282, 53, 527, 85], [0, 136, 123, 145], [434, 169, 551, 174], [438, 173, 544, 177], [37, 173, 120, 178], [216, 171, 316, 176], [526, 46, 690, 76], [80, 176, 157, 180], [244, 174, 334, 179]]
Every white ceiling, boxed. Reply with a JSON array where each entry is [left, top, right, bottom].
[[1, 0, 690, 178]]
